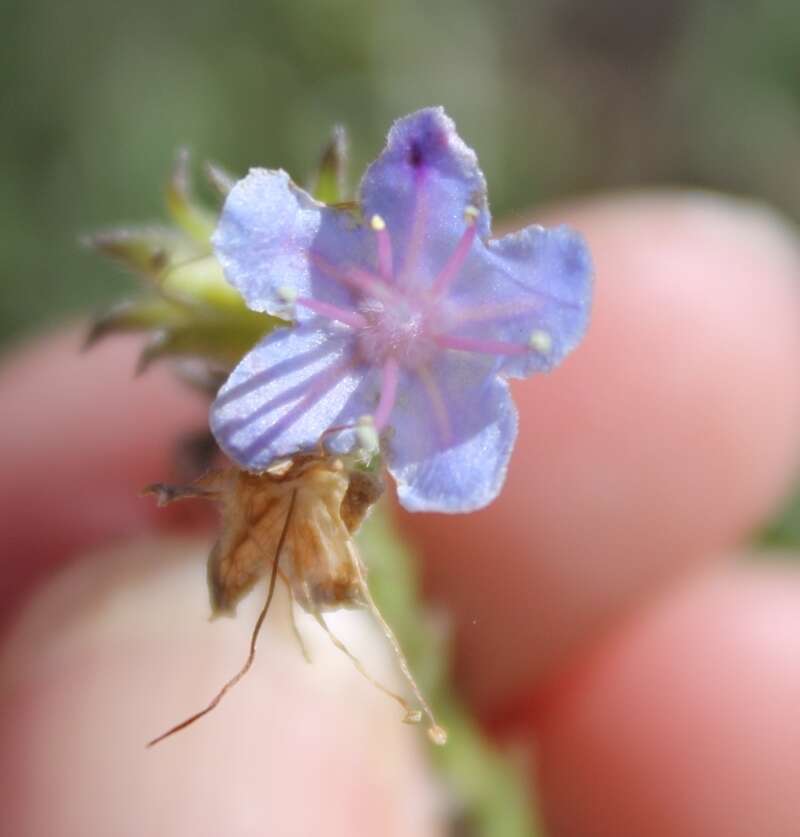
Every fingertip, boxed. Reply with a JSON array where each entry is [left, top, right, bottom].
[[0, 537, 442, 836], [533, 560, 800, 837], [0, 327, 207, 606]]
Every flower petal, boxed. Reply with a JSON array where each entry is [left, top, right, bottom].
[[210, 322, 366, 470], [445, 225, 593, 378], [359, 108, 490, 285], [212, 168, 368, 323], [386, 354, 518, 513]]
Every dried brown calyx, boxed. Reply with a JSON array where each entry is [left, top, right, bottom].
[[144, 454, 445, 747]]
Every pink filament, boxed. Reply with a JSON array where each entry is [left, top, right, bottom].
[[451, 299, 540, 326], [434, 333, 529, 356], [295, 297, 367, 329], [373, 357, 400, 431], [310, 253, 392, 301], [416, 365, 452, 444], [347, 266, 395, 300], [431, 221, 477, 297], [374, 224, 394, 280]]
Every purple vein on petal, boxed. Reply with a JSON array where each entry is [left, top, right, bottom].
[[237, 358, 355, 461], [399, 169, 429, 286], [216, 363, 341, 437], [214, 342, 334, 410]]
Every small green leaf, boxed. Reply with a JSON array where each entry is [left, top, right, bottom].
[[82, 227, 196, 281], [87, 294, 281, 373], [158, 254, 247, 310], [85, 298, 188, 348], [135, 310, 279, 372], [165, 149, 217, 247], [311, 125, 348, 204]]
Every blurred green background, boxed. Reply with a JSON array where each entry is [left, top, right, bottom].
[[2, 0, 799, 534], [4, 0, 800, 340]]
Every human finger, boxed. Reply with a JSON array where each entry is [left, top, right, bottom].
[[0, 537, 442, 836], [0, 330, 207, 609], [532, 559, 800, 837]]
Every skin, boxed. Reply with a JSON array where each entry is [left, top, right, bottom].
[[1, 191, 799, 835]]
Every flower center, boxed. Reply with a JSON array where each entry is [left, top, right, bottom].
[[356, 298, 437, 368], [297, 208, 553, 438]]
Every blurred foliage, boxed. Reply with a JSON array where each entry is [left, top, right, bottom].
[[4, 0, 800, 345]]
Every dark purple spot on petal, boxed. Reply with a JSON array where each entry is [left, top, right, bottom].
[[408, 141, 424, 168]]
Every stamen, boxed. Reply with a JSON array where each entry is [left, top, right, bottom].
[[311, 611, 420, 725], [347, 267, 395, 301], [529, 329, 552, 354], [463, 204, 480, 223], [310, 252, 394, 301], [433, 334, 530, 357], [348, 553, 447, 745], [416, 366, 452, 444], [356, 415, 380, 454], [373, 357, 400, 431], [431, 206, 479, 297], [277, 285, 298, 303], [295, 297, 367, 329], [277, 285, 298, 317], [370, 215, 394, 280], [450, 299, 540, 327]]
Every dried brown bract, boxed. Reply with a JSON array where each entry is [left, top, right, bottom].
[[145, 454, 445, 747]]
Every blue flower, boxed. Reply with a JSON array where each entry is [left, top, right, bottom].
[[210, 108, 592, 513]]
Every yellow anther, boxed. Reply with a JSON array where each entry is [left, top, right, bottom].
[[464, 204, 480, 224], [277, 285, 298, 303], [529, 329, 552, 354], [356, 415, 380, 454], [370, 214, 386, 232]]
